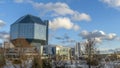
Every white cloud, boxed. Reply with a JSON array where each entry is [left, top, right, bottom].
[[80, 30, 89, 37], [49, 17, 80, 31], [0, 20, 5, 28], [105, 33, 117, 40], [61, 39, 76, 43], [101, 0, 120, 9], [29, 1, 74, 15], [94, 37, 102, 43], [80, 30, 106, 39], [72, 12, 91, 21], [73, 25, 80, 31], [79, 30, 117, 42], [0, 31, 10, 41], [49, 17, 73, 30], [28, 1, 91, 22], [116, 37, 120, 41], [21, 1, 91, 31]]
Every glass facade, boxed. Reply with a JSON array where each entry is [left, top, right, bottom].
[[11, 23, 19, 39], [34, 23, 46, 40], [19, 23, 34, 39], [11, 23, 34, 39], [11, 23, 47, 40], [10, 14, 48, 45]]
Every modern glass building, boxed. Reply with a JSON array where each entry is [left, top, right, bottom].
[[10, 14, 48, 47]]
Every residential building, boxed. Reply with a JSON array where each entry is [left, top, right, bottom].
[[4, 40, 39, 60], [4, 41, 14, 49], [39, 45, 71, 60], [70, 48, 75, 58], [75, 42, 83, 59], [55, 46, 71, 60], [5, 47, 38, 60], [39, 45, 56, 59]]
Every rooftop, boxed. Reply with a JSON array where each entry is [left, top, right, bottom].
[[13, 14, 46, 25]]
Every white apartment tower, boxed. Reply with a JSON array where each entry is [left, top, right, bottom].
[[75, 42, 83, 59]]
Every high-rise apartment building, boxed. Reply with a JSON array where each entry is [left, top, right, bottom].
[[75, 42, 83, 59]]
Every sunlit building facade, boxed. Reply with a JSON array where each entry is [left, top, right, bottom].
[[55, 46, 71, 60]]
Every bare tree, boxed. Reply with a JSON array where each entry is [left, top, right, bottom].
[[85, 39, 98, 68]]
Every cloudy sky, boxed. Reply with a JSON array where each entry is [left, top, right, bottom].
[[0, 0, 120, 50]]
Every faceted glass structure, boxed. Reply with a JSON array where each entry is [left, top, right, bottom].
[[10, 14, 48, 46]]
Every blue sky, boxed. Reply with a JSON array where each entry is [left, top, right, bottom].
[[0, 0, 120, 50]]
